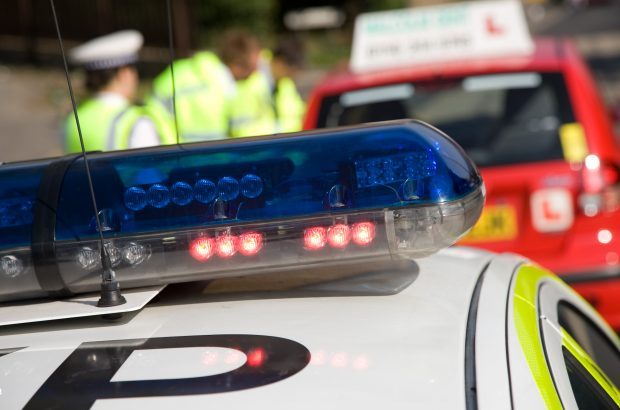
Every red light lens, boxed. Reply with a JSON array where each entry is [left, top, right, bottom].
[[216, 235, 238, 258], [247, 347, 266, 367], [304, 226, 327, 250], [189, 237, 215, 262], [352, 222, 376, 246], [327, 224, 351, 248], [239, 232, 263, 256]]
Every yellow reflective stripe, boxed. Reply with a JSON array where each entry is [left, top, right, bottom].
[[561, 328, 620, 405], [544, 270, 620, 347], [513, 264, 563, 409]]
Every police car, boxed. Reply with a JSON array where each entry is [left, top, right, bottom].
[[0, 121, 618, 409]]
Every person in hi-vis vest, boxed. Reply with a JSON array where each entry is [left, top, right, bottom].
[[64, 30, 175, 153], [148, 30, 261, 143], [232, 37, 306, 138]]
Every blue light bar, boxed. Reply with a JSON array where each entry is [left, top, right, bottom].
[[355, 151, 437, 189], [194, 179, 217, 203], [50, 120, 481, 241], [241, 174, 263, 198], [0, 159, 51, 250], [124, 187, 147, 211], [0, 120, 484, 302], [171, 181, 193, 206]]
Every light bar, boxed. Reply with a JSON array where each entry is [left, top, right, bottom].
[[0, 120, 483, 302]]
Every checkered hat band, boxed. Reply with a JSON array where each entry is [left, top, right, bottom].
[[83, 54, 138, 70]]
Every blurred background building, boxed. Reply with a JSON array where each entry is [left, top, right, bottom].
[[0, 0, 619, 161]]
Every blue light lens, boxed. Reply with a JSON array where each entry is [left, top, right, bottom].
[[428, 175, 455, 201], [48, 120, 481, 241], [194, 179, 217, 204], [240, 174, 263, 198], [218, 177, 240, 201], [0, 198, 34, 228], [0, 158, 48, 250], [148, 184, 170, 208], [124, 187, 147, 211], [401, 179, 421, 200], [355, 151, 437, 190], [171, 181, 193, 206]]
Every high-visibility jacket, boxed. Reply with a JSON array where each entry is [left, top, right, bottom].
[[230, 70, 277, 138], [231, 52, 305, 138], [149, 51, 237, 142], [273, 76, 305, 133], [64, 96, 173, 153]]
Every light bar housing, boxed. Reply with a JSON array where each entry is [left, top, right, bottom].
[[0, 120, 483, 302]]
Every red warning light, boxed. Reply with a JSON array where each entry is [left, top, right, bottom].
[[239, 232, 263, 256], [327, 224, 351, 248], [352, 222, 376, 246], [216, 234, 238, 258], [189, 237, 215, 262], [247, 347, 266, 367], [304, 226, 327, 250]]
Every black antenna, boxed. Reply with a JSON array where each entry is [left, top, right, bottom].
[[50, 0, 126, 307], [166, 0, 181, 145]]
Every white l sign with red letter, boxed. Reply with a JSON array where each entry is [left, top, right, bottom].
[[530, 188, 574, 233]]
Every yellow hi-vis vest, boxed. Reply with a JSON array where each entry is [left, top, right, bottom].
[[230, 70, 277, 138], [230, 51, 306, 138], [64, 98, 173, 153], [148, 51, 236, 142], [273, 76, 305, 133]]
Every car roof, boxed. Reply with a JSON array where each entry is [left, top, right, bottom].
[[0, 247, 497, 409], [311, 37, 572, 97]]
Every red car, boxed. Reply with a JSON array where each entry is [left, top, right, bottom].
[[304, 38, 620, 328]]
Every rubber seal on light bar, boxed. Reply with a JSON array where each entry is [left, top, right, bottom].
[[31, 153, 82, 296]]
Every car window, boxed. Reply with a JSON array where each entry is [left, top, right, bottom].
[[562, 347, 618, 409], [317, 72, 575, 168], [558, 301, 620, 387]]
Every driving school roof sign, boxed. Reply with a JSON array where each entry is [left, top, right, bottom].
[[350, 0, 534, 73]]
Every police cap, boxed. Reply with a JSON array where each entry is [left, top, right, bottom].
[[69, 30, 144, 71]]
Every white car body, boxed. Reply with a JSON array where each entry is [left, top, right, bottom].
[[1, 247, 617, 409]]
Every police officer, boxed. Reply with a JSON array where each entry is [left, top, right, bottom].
[[64, 30, 174, 153], [268, 38, 306, 133], [232, 37, 306, 138], [148, 30, 261, 142]]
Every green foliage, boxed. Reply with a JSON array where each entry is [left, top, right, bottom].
[[303, 0, 408, 68], [305, 31, 351, 68], [191, 0, 408, 67], [195, 0, 276, 47], [366, 0, 408, 11]]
